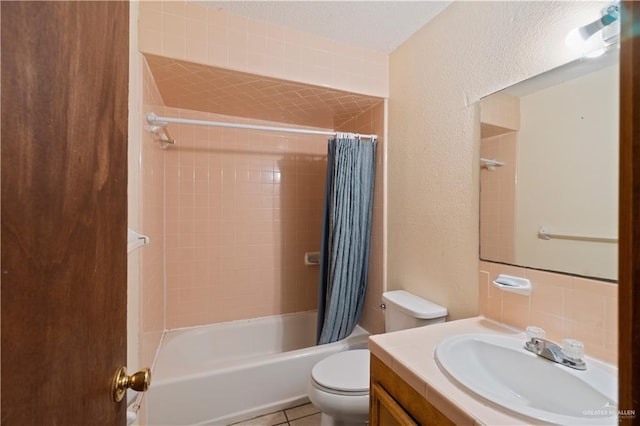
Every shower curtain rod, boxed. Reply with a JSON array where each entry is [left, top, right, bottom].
[[146, 112, 377, 147]]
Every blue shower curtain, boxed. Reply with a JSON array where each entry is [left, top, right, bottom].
[[316, 134, 377, 345]]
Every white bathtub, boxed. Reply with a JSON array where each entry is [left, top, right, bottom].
[[146, 311, 369, 425]]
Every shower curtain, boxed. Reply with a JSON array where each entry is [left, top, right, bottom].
[[316, 134, 377, 345]]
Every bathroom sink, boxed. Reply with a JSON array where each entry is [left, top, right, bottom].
[[435, 333, 617, 425]]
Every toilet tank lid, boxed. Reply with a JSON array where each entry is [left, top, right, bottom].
[[382, 290, 447, 319]]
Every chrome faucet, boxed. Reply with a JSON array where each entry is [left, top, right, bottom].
[[524, 326, 586, 370]]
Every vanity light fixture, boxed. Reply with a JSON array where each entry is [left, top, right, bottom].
[[565, 1, 620, 58]]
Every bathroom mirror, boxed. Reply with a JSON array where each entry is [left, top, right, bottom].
[[479, 48, 619, 281]]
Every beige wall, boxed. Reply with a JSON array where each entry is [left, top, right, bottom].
[[138, 1, 388, 97], [387, 1, 607, 320]]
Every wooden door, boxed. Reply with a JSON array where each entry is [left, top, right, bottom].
[[1, 2, 129, 424], [619, 1, 640, 422]]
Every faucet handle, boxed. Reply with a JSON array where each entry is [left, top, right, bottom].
[[561, 339, 585, 360], [526, 326, 546, 340]]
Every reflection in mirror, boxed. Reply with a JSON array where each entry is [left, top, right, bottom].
[[480, 49, 618, 281]]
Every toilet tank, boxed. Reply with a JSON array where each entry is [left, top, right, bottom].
[[382, 290, 447, 332]]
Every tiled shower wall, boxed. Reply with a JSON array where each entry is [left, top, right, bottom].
[[140, 61, 386, 333], [163, 109, 328, 328]]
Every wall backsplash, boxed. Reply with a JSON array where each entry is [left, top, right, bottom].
[[479, 260, 617, 364]]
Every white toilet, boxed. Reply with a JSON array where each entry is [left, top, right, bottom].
[[307, 290, 447, 425]]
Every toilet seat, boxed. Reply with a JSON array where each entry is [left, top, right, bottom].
[[311, 349, 370, 396]]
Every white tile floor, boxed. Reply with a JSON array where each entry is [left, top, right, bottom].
[[230, 402, 322, 426]]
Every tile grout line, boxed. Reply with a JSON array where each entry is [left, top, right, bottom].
[[230, 403, 320, 426], [287, 411, 322, 425]]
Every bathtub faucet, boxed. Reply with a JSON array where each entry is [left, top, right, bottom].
[[523, 326, 586, 370]]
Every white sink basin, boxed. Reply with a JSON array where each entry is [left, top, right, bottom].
[[435, 333, 617, 425]]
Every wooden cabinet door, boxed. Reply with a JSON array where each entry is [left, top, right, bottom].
[[371, 382, 418, 426], [1, 2, 129, 424]]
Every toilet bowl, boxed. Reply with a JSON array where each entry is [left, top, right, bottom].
[[308, 291, 447, 425], [307, 350, 370, 425]]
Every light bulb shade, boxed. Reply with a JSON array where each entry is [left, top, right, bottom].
[[565, 28, 586, 50], [565, 26, 606, 55], [578, 19, 606, 41], [565, 2, 620, 57]]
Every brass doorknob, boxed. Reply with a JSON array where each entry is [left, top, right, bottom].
[[112, 366, 151, 402]]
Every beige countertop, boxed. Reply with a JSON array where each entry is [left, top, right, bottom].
[[368, 316, 618, 425]]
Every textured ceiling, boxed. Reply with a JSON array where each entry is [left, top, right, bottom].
[[145, 54, 383, 129], [202, 1, 453, 54]]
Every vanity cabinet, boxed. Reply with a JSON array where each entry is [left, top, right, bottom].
[[370, 354, 454, 426]]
